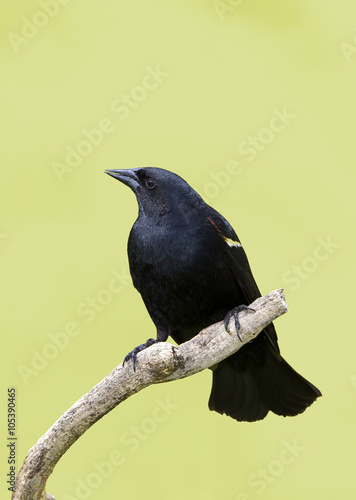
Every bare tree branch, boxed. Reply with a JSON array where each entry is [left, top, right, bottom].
[[12, 289, 287, 500]]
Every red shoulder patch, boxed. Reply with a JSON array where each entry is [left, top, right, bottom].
[[207, 217, 242, 248], [207, 217, 222, 234]]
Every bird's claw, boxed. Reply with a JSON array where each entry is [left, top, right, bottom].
[[123, 338, 158, 371], [224, 305, 255, 341]]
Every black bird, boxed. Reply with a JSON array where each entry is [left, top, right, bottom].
[[106, 167, 321, 421]]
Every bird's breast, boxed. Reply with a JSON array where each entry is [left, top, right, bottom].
[[128, 220, 221, 274], [126, 217, 245, 337]]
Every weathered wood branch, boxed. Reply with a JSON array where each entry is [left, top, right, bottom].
[[12, 289, 287, 500]]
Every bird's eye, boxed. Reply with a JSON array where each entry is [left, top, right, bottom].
[[145, 178, 156, 190]]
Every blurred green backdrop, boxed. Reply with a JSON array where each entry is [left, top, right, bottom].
[[1, 1, 355, 499]]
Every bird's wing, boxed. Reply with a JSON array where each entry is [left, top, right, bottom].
[[206, 209, 279, 352]]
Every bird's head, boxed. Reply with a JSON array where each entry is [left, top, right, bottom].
[[105, 167, 204, 223]]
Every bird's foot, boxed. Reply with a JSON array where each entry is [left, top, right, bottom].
[[123, 338, 158, 371], [224, 305, 255, 341]]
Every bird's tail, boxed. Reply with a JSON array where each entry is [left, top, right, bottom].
[[208, 333, 321, 422]]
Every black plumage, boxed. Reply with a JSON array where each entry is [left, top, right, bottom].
[[106, 167, 321, 421]]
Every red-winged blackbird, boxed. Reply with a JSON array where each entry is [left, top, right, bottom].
[[106, 167, 321, 421]]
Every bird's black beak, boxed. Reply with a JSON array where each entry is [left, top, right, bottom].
[[105, 169, 140, 192]]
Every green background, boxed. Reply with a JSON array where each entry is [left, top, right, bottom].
[[1, 1, 355, 499]]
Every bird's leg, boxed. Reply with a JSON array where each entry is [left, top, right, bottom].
[[123, 328, 169, 371], [123, 338, 158, 371], [224, 305, 255, 341]]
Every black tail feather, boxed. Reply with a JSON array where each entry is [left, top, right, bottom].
[[208, 334, 321, 422]]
